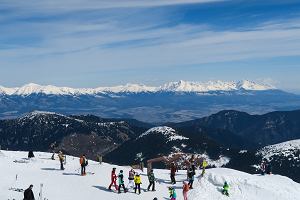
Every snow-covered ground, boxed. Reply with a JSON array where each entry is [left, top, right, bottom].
[[257, 139, 300, 161], [1, 150, 299, 200]]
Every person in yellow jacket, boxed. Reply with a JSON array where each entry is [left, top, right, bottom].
[[201, 159, 208, 176], [134, 173, 142, 194]]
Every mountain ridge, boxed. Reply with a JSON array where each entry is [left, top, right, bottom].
[[0, 80, 276, 96]]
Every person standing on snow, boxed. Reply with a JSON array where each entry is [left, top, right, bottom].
[[134, 173, 142, 194], [80, 154, 87, 176], [147, 169, 156, 191], [187, 167, 195, 189], [108, 168, 118, 190], [266, 162, 272, 175], [260, 160, 266, 175], [183, 181, 189, 200], [127, 169, 135, 191], [170, 163, 177, 184], [168, 187, 177, 200], [118, 170, 127, 193], [23, 184, 35, 200], [58, 151, 65, 170], [201, 159, 208, 176]]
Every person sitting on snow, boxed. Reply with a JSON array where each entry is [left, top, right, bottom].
[[222, 181, 229, 196]]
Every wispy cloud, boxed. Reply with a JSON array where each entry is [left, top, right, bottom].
[[0, 0, 300, 90]]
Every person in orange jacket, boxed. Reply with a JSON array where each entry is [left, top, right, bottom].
[[108, 167, 118, 190], [80, 154, 87, 176]]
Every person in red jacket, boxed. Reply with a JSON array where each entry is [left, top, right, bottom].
[[108, 167, 118, 190]]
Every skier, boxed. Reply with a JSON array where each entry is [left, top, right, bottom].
[[80, 154, 87, 176], [147, 169, 156, 191], [127, 168, 135, 191], [187, 167, 195, 189], [183, 181, 189, 200], [201, 159, 208, 176], [168, 187, 177, 200], [23, 184, 35, 200], [222, 181, 229, 196], [58, 151, 65, 170], [118, 170, 127, 193], [134, 173, 142, 194], [108, 168, 118, 190], [170, 163, 177, 184]]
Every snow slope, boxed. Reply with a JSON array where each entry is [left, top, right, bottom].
[[1, 151, 299, 200], [0, 80, 275, 96]]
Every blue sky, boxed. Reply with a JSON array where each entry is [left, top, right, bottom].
[[0, 0, 300, 92]]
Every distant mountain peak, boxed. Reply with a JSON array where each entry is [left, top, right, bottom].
[[0, 80, 276, 96]]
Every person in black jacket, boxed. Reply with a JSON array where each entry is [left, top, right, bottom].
[[24, 185, 35, 200]]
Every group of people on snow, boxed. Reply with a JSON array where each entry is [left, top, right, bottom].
[[108, 167, 156, 194], [25, 151, 267, 200]]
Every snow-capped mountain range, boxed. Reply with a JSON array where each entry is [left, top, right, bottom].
[[0, 80, 275, 96]]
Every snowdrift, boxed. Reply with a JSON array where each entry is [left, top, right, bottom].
[[0, 150, 299, 200]]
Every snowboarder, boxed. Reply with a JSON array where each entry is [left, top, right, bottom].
[[23, 184, 35, 200], [222, 181, 229, 196], [80, 154, 87, 176], [108, 168, 118, 190], [187, 167, 195, 189], [118, 170, 127, 193], [183, 181, 189, 200], [58, 151, 65, 170], [170, 163, 177, 184], [127, 169, 135, 191], [134, 173, 142, 194], [201, 159, 208, 176], [168, 187, 177, 200], [147, 169, 156, 191]]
